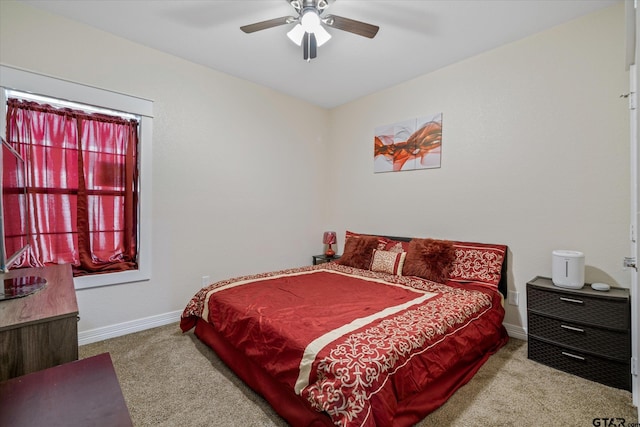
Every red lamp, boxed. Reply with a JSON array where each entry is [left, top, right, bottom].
[[323, 231, 337, 258]]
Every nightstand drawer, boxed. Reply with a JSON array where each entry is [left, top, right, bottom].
[[527, 286, 628, 330], [528, 313, 629, 361], [528, 337, 631, 391]]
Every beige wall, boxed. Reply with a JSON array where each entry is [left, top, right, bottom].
[[326, 3, 629, 329], [0, 1, 330, 333], [0, 1, 630, 335]]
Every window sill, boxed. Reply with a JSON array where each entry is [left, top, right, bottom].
[[74, 267, 150, 290]]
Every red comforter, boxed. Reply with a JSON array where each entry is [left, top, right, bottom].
[[181, 263, 507, 427]]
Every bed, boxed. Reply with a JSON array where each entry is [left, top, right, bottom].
[[181, 233, 509, 426]]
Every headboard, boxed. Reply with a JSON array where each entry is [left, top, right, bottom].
[[379, 235, 508, 298]]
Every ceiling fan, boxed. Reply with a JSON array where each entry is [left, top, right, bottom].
[[240, 0, 379, 61]]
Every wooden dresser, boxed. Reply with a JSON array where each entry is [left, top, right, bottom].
[[0, 264, 78, 381], [526, 276, 631, 390]]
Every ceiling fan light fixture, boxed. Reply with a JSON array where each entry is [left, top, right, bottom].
[[301, 9, 321, 33], [314, 24, 331, 47], [287, 23, 305, 46]]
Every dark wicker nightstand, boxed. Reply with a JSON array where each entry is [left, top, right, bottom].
[[526, 276, 631, 390], [312, 254, 341, 265]]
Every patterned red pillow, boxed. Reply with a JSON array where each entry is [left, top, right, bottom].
[[449, 242, 507, 289], [344, 230, 389, 250], [337, 235, 380, 270], [383, 239, 409, 253], [369, 249, 407, 275], [402, 238, 455, 283]]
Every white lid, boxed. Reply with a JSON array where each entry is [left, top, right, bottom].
[[552, 250, 584, 258]]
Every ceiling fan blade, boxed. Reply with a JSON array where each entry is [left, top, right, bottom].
[[324, 14, 379, 39], [240, 16, 295, 34]]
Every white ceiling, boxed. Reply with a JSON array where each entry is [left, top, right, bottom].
[[20, 0, 621, 109]]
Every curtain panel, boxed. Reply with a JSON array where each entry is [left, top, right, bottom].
[[6, 98, 139, 276]]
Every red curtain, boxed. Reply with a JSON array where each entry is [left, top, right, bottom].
[[6, 98, 139, 276]]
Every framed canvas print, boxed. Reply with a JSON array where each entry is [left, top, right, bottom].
[[374, 113, 442, 173]]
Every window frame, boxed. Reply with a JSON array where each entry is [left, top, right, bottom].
[[0, 65, 152, 290]]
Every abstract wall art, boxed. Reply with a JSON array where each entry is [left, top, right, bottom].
[[374, 113, 442, 173]]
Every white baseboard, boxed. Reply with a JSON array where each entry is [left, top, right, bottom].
[[503, 322, 527, 341], [78, 310, 182, 346], [78, 312, 528, 346]]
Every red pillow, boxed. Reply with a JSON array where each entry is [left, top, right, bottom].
[[344, 230, 389, 250], [448, 242, 507, 289], [403, 238, 455, 283], [337, 235, 380, 270], [383, 239, 409, 253]]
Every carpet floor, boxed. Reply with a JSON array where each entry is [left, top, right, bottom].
[[79, 323, 638, 426]]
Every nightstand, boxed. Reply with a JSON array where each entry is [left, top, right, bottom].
[[526, 276, 631, 390], [313, 254, 341, 265]]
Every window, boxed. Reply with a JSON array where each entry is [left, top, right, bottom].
[[1, 65, 152, 289], [7, 93, 140, 274]]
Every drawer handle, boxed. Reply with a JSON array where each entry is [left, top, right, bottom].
[[560, 324, 584, 333], [561, 351, 586, 361], [559, 297, 584, 304]]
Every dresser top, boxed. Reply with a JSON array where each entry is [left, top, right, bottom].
[[527, 276, 629, 301], [0, 264, 78, 330]]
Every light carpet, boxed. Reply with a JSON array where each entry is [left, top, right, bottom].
[[79, 323, 638, 426]]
